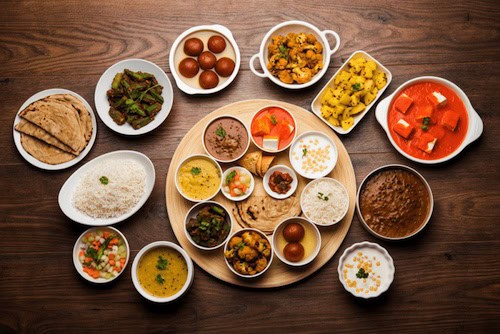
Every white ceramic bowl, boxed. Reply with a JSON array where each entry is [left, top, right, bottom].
[[356, 164, 434, 241], [272, 217, 321, 267], [262, 165, 298, 199], [169, 24, 241, 95], [338, 241, 395, 299], [300, 177, 349, 227], [249, 20, 340, 89], [58, 150, 156, 226], [94, 58, 174, 135], [221, 166, 254, 201], [12, 88, 97, 170], [249, 105, 297, 153], [184, 201, 233, 251], [73, 226, 130, 284], [131, 241, 194, 303], [289, 131, 338, 179], [202, 114, 250, 163], [311, 50, 393, 135], [223, 228, 274, 279], [174, 154, 222, 202], [375, 76, 483, 164]]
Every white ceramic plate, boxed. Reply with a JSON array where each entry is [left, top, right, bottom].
[[73, 226, 130, 283], [263, 165, 298, 199], [311, 50, 393, 135], [12, 88, 97, 170], [94, 59, 173, 135], [58, 150, 155, 226]]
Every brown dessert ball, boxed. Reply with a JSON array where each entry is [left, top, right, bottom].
[[199, 70, 219, 89], [198, 51, 217, 70], [215, 57, 235, 77], [183, 38, 204, 56], [178, 58, 199, 78], [283, 242, 305, 262], [282, 223, 305, 242], [208, 35, 226, 53]]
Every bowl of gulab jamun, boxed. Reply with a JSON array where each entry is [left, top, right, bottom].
[[169, 24, 240, 95]]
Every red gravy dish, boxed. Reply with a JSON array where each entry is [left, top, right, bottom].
[[359, 167, 432, 239], [251, 106, 296, 151], [388, 81, 469, 160], [204, 116, 249, 162]]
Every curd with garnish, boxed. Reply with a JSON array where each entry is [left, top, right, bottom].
[[290, 131, 337, 179]]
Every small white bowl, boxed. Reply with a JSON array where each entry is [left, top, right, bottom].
[[249, 105, 297, 153], [175, 154, 222, 202], [289, 131, 338, 179], [184, 201, 233, 251], [131, 241, 194, 303], [202, 114, 250, 163], [311, 50, 393, 135], [249, 20, 340, 89], [262, 165, 298, 199], [221, 166, 254, 201], [223, 228, 274, 279], [169, 24, 241, 95], [375, 76, 483, 164], [73, 226, 130, 284], [301, 177, 349, 227], [272, 217, 321, 267], [338, 241, 395, 299], [94, 58, 174, 136]]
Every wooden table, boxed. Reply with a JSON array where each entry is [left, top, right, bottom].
[[1, 1, 499, 332]]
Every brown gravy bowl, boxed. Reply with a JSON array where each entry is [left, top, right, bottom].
[[356, 164, 433, 240], [202, 115, 249, 163]]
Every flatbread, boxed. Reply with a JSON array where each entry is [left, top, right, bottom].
[[20, 134, 76, 165], [260, 155, 275, 176], [15, 119, 77, 154], [238, 151, 261, 175], [45, 94, 92, 142]]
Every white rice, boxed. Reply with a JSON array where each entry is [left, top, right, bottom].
[[302, 178, 348, 225], [72, 159, 146, 218]]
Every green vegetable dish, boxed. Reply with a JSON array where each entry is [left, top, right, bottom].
[[107, 69, 164, 129], [186, 204, 231, 248]]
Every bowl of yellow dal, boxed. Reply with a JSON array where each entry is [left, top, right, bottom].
[[175, 154, 222, 202], [131, 241, 194, 303]]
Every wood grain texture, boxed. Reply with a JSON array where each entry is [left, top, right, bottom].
[[0, 0, 499, 333]]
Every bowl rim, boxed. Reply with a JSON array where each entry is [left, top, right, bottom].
[[72, 226, 130, 284], [337, 241, 395, 299], [223, 228, 274, 279], [131, 241, 194, 303], [183, 200, 234, 251], [168, 24, 241, 95], [289, 130, 338, 179], [220, 166, 255, 201], [201, 114, 251, 163], [356, 164, 434, 241], [300, 177, 349, 226], [262, 164, 298, 199], [251, 20, 339, 89], [272, 217, 322, 267], [174, 154, 222, 202], [249, 105, 298, 153], [375, 76, 483, 164]]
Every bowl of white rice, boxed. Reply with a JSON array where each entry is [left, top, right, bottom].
[[300, 177, 349, 226]]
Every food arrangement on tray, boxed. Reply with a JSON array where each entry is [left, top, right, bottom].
[[11, 20, 483, 302]]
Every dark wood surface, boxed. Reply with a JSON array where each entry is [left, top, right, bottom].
[[1, 1, 499, 333]]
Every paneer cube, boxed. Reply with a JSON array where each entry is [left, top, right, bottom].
[[394, 93, 413, 114], [393, 119, 414, 139], [252, 118, 271, 136], [263, 136, 279, 150], [441, 110, 460, 131], [416, 133, 437, 154], [427, 91, 447, 108], [415, 105, 434, 121]]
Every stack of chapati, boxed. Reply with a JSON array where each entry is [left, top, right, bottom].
[[15, 94, 92, 164]]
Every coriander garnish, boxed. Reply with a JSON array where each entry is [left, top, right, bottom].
[[278, 44, 288, 60], [191, 167, 201, 175], [270, 114, 277, 125], [422, 117, 431, 131], [156, 256, 168, 270], [226, 170, 236, 185], [99, 176, 109, 185], [352, 83, 361, 91], [302, 148, 307, 157], [356, 268, 369, 279], [317, 192, 329, 201], [156, 274, 165, 284], [216, 125, 227, 138]]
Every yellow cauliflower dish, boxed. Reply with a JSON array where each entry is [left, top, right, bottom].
[[267, 33, 323, 84], [320, 55, 387, 131]]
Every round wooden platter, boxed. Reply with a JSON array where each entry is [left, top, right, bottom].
[[165, 99, 356, 288]]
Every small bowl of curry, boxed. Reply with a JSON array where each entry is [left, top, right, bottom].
[[357, 164, 434, 241]]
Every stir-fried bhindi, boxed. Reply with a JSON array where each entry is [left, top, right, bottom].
[[107, 69, 164, 129]]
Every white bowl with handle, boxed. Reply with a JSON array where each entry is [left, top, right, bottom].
[[249, 20, 340, 89]]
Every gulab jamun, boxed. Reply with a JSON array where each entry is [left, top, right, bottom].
[[199, 70, 219, 89], [283, 242, 305, 262], [215, 57, 235, 77], [198, 51, 217, 70], [183, 38, 204, 57], [208, 35, 226, 53], [283, 223, 305, 242], [178, 58, 199, 78]]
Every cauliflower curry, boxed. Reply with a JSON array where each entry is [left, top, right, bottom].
[[224, 231, 272, 276]]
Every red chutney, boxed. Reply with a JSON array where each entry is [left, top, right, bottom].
[[388, 82, 468, 160], [251, 107, 296, 150]]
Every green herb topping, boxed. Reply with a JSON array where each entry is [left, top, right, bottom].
[[317, 192, 329, 201], [99, 176, 109, 185], [352, 83, 361, 91], [356, 268, 369, 279], [191, 167, 201, 175], [226, 170, 236, 185], [216, 125, 227, 138], [302, 148, 307, 157], [156, 256, 168, 270], [422, 117, 431, 131], [156, 274, 165, 284], [278, 44, 288, 60], [270, 114, 277, 125]]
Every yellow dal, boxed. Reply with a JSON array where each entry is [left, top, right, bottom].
[[177, 158, 220, 200], [137, 247, 188, 298]]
